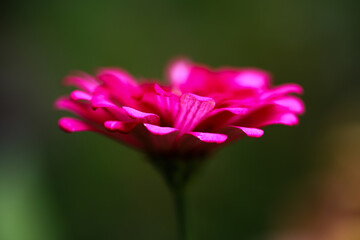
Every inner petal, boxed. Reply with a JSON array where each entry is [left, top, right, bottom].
[[175, 93, 215, 134]]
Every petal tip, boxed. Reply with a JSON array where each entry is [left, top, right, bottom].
[[58, 117, 93, 133], [189, 132, 228, 143]]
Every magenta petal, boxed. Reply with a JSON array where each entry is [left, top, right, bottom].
[[55, 97, 85, 113], [175, 93, 215, 133], [59, 117, 96, 133], [70, 90, 92, 101], [187, 132, 227, 143], [59, 118, 141, 149], [151, 84, 180, 125], [154, 83, 173, 96], [211, 107, 249, 116], [129, 124, 179, 153], [91, 93, 117, 108], [104, 121, 137, 133], [260, 83, 303, 100], [97, 68, 141, 97], [177, 131, 227, 156], [238, 127, 264, 137], [168, 59, 213, 94], [219, 126, 264, 142], [277, 113, 299, 126], [198, 107, 249, 131], [55, 97, 112, 123], [63, 73, 99, 93], [272, 96, 305, 114], [237, 104, 299, 127], [231, 69, 271, 89], [123, 106, 160, 125], [97, 68, 138, 86], [91, 92, 132, 121], [168, 59, 192, 88], [143, 124, 179, 152], [143, 123, 178, 135]]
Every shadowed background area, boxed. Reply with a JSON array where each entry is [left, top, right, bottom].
[[1, 0, 360, 239]]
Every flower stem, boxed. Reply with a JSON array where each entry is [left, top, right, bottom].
[[172, 185, 187, 240], [148, 154, 205, 240]]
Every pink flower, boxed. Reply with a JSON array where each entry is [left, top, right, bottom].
[[55, 59, 304, 158]]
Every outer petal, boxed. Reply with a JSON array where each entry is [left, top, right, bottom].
[[97, 68, 141, 97], [91, 91, 132, 121], [260, 83, 303, 100], [70, 90, 92, 102], [104, 120, 138, 133], [55, 97, 112, 123], [177, 132, 228, 156], [271, 96, 305, 114], [144, 124, 179, 153], [187, 132, 227, 143], [196, 107, 249, 132], [123, 106, 160, 125], [236, 104, 299, 127], [128, 124, 179, 153], [59, 117, 96, 133], [59, 118, 142, 149], [218, 125, 264, 143], [63, 72, 99, 93], [96, 68, 144, 108]]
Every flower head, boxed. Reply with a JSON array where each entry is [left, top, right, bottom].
[[55, 59, 304, 158]]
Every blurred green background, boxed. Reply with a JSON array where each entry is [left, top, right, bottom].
[[1, 0, 360, 239]]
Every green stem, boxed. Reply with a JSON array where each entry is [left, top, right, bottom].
[[172, 186, 187, 240], [148, 154, 205, 240]]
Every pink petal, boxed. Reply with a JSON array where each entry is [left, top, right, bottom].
[[168, 59, 214, 94], [142, 124, 179, 153], [91, 93, 117, 109], [218, 125, 264, 142], [104, 120, 138, 133], [91, 91, 132, 121], [230, 69, 271, 89], [187, 132, 227, 143], [154, 83, 173, 96], [236, 104, 299, 127], [238, 127, 264, 137], [144, 123, 178, 135], [59, 117, 142, 149], [168, 59, 192, 88], [209, 88, 257, 105], [126, 124, 179, 154], [63, 72, 99, 93], [177, 131, 228, 156], [59, 117, 96, 133], [197, 107, 249, 132], [123, 106, 160, 125], [260, 83, 303, 100], [55, 97, 112, 123], [97, 68, 142, 98], [211, 107, 249, 116], [130, 83, 179, 126], [153, 84, 180, 125], [70, 90, 92, 101], [175, 93, 215, 133], [272, 96, 305, 114]]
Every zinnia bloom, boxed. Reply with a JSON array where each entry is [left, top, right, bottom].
[[55, 59, 304, 159], [56, 58, 304, 240]]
